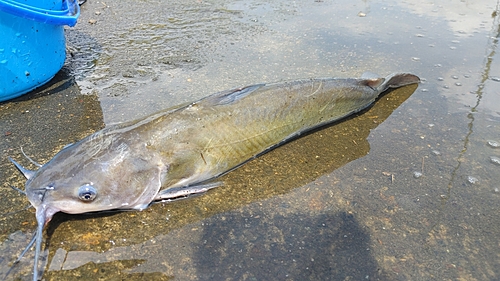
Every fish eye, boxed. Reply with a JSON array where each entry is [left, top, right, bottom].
[[78, 184, 97, 202]]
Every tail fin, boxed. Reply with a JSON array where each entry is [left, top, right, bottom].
[[379, 73, 420, 92]]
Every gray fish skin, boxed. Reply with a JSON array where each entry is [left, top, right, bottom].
[[11, 72, 419, 280]]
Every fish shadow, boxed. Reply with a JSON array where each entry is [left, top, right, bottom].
[[45, 210, 127, 239], [193, 210, 395, 281]]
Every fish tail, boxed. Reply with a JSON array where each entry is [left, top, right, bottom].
[[379, 73, 420, 92]]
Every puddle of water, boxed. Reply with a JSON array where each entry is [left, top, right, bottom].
[[1, 0, 499, 280]]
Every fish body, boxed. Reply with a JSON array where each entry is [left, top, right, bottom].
[[10, 72, 419, 280]]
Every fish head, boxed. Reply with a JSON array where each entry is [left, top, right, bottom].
[[10, 130, 168, 280], [19, 133, 167, 219]]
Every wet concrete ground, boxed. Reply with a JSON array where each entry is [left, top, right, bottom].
[[1, 0, 500, 280]]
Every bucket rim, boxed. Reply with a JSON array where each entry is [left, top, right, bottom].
[[0, 0, 80, 26]]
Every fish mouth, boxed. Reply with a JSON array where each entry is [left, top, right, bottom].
[[36, 204, 60, 225]]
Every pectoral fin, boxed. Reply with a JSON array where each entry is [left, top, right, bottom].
[[127, 160, 168, 211], [155, 181, 222, 202], [9, 157, 36, 180]]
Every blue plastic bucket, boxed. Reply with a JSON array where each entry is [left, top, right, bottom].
[[0, 0, 80, 102]]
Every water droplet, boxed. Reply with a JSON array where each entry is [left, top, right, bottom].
[[467, 176, 479, 184], [451, 75, 459, 79], [455, 82, 462, 86], [487, 140, 500, 148], [431, 150, 441, 156], [413, 171, 423, 178], [494, 187, 499, 193], [490, 156, 500, 166], [437, 77, 444, 81], [490, 76, 500, 82], [411, 57, 421, 61]]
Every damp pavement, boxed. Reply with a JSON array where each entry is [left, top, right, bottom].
[[1, 0, 500, 280]]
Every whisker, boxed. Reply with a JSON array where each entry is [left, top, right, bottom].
[[10, 185, 26, 195], [1, 204, 32, 217], [15, 232, 37, 263], [2, 231, 36, 281], [20, 147, 43, 168]]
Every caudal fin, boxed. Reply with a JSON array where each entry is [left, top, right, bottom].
[[380, 73, 420, 92]]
